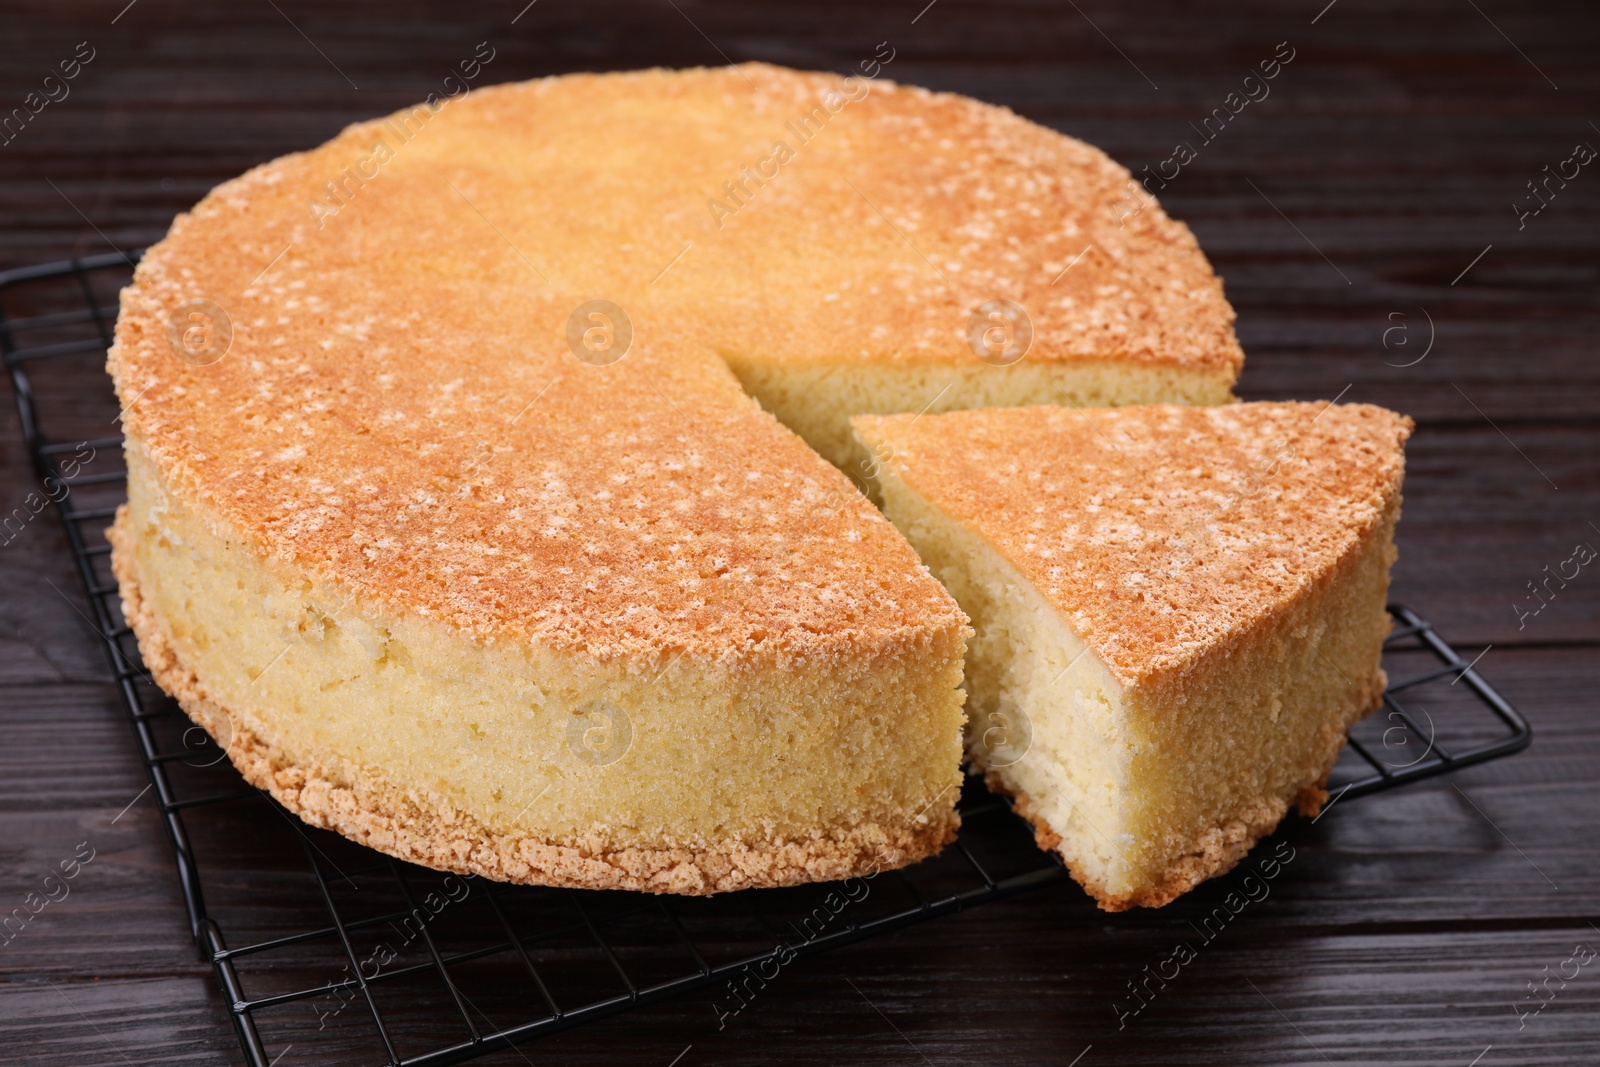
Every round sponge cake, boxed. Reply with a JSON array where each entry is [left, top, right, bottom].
[[107, 64, 1240, 892]]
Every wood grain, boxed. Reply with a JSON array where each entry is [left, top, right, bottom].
[[1, 0, 1597, 1063]]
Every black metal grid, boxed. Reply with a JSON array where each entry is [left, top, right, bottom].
[[2, 249, 1532, 1067]]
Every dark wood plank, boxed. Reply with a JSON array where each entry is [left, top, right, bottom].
[[1, 0, 1597, 1063]]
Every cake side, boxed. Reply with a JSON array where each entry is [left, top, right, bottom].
[[111, 439, 967, 893], [1104, 492, 1398, 908]]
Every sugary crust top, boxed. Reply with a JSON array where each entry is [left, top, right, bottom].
[[108, 86, 999, 666], [854, 402, 1412, 686], [115, 287, 962, 665], [108, 62, 1237, 665], [531, 63, 1235, 374]]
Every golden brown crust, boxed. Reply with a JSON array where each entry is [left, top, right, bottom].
[[110, 246, 964, 670], [107, 63, 1235, 665], [111, 508, 957, 893], [855, 402, 1412, 687], [410, 63, 1234, 377], [614, 63, 1241, 377]]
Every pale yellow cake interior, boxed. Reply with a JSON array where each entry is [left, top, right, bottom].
[[726, 357, 1234, 490]]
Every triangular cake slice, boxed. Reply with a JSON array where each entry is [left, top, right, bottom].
[[852, 402, 1411, 909]]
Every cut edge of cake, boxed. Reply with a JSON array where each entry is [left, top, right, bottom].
[[724, 356, 1237, 496]]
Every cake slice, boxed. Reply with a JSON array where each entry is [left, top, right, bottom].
[[852, 402, 1411, 909]]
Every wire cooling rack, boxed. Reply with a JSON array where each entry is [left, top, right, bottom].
[[3, 250, 1532, 1067]]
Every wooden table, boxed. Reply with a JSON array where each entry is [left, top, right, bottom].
[[1, 1, 1596, 1063]]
